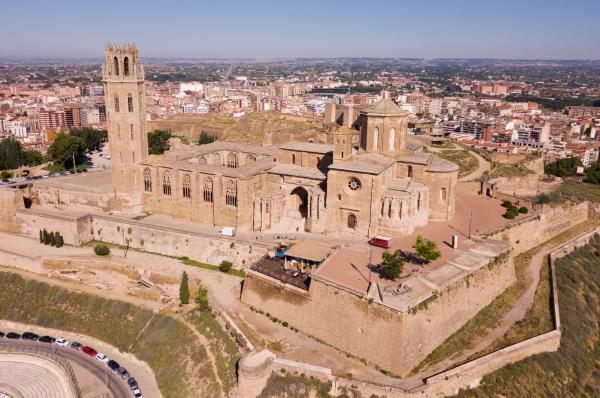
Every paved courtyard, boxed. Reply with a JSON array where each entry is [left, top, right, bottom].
[[316, 189, 512, 292]]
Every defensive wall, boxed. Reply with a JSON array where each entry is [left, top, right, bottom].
[[239, 226, 600, 397], [241, 240, 515, 376], [475, 201, 589, 255], [14, 207, 272, 267]]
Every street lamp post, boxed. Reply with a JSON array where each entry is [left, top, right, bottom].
[[468, 209, 473, 239]]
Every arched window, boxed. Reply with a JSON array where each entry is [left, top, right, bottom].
[[214, 153, 222, 166], [182, 174, 192, 199], [227, 152, 238, 168], [114, 95, 120, 112], [399, 201, 403, 219], [360, 125, 367, 149], [203, 177, 213, 203], [389, 128, 396, 151], [128, 93, 133, 112], [417, 192, 421, 211], [381, 200, 385, 217], [225, 180, 237, 207], [143, 168, 152, 192], [408, 165, 413, 178], [347, 213, 358, 230], [291, 154, 296, 165], [113, 56, 119, 76], [130, 124, 134, 140], [441, 188, 447, 201], [123, 56, 129, 76], [373, 127, 379, 151], [162, 172, 172, 196], [388, 200, 392, 218]]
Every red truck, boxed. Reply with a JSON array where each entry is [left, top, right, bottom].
[[369, 236, 392, 249]]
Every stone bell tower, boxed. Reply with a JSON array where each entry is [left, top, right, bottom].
[[358, 91, 408, 157], [102, 43, 148, 196]]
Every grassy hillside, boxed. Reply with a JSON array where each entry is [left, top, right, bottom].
[[0, 271, 229, 397], [453, 235, 600, 397]]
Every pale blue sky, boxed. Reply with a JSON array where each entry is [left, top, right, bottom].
[[1, 0, 598, 59]]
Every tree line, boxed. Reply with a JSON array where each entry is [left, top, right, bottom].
[[0, 127, 107, 172]]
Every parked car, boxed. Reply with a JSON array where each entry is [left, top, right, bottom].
[[0, 331, 5, 338], [95, 353, 109, 364], [70, 341, 83, 350], [6, 332, 21, 339], [39, 335, 55, 343], [107, 359, 120, 371], [127, 377, 138, 390], [133, 388, 143, 398], [83, 346, 97, 357], [55, 338, 70, 347], [117, 367, 129, 380], [22, 332, 39, 341]]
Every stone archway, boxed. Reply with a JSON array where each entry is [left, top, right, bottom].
[[288, 186, 309, 218]]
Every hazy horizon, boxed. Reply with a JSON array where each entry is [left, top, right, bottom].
[[1, 0, 599, 60]]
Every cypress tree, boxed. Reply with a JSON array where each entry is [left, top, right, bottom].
[[43, 229, 50, 245], [179, 271, 190, 305], [50, 232, 56, 246], [56, 233, 64, 248]]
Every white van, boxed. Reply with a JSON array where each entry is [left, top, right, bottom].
[[219, 227, 236, 237]]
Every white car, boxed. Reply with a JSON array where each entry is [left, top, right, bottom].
[[55, 338, 70, 347], [95, 353, 109, 364], [133, 389, 143, 398]]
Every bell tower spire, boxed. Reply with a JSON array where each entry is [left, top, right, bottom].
[[102, 43, 148, 195]]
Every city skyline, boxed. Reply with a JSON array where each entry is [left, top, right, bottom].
[[1, 0, 599, 60]]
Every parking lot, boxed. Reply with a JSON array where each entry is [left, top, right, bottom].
[[0, 320, 157, 398]]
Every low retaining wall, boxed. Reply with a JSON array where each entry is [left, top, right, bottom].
[[15, 208, 274, 267], [0, 248, 43, 273]]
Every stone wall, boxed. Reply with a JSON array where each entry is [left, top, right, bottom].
[[0, 248, 43, 273], [0, 188, 24, 233], [241, 252, 515, 376], [478, 202, 589, 255], [14, 208, 271, 267]]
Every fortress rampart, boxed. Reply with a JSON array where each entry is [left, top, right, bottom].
[[241, 240, 514, 376]]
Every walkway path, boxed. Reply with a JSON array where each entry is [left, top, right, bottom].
[[410, 249, 548, 379], [425, 144, 491, 182], [409, 223, 594, 382], [458, 148, 491, 181]]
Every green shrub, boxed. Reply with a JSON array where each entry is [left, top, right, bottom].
[[501, 200, 513, 208], [218, 261, 233, 273], [503, 207, 519, 219], [536, 194, 550, 204], [94, 244, 110, 256], [518, 206, 529, 214]]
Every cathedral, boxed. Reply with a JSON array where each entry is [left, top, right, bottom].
[[103, 44, 458, 237]]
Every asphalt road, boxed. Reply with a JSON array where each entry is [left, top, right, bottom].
[[0, 340, 131, 398]]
